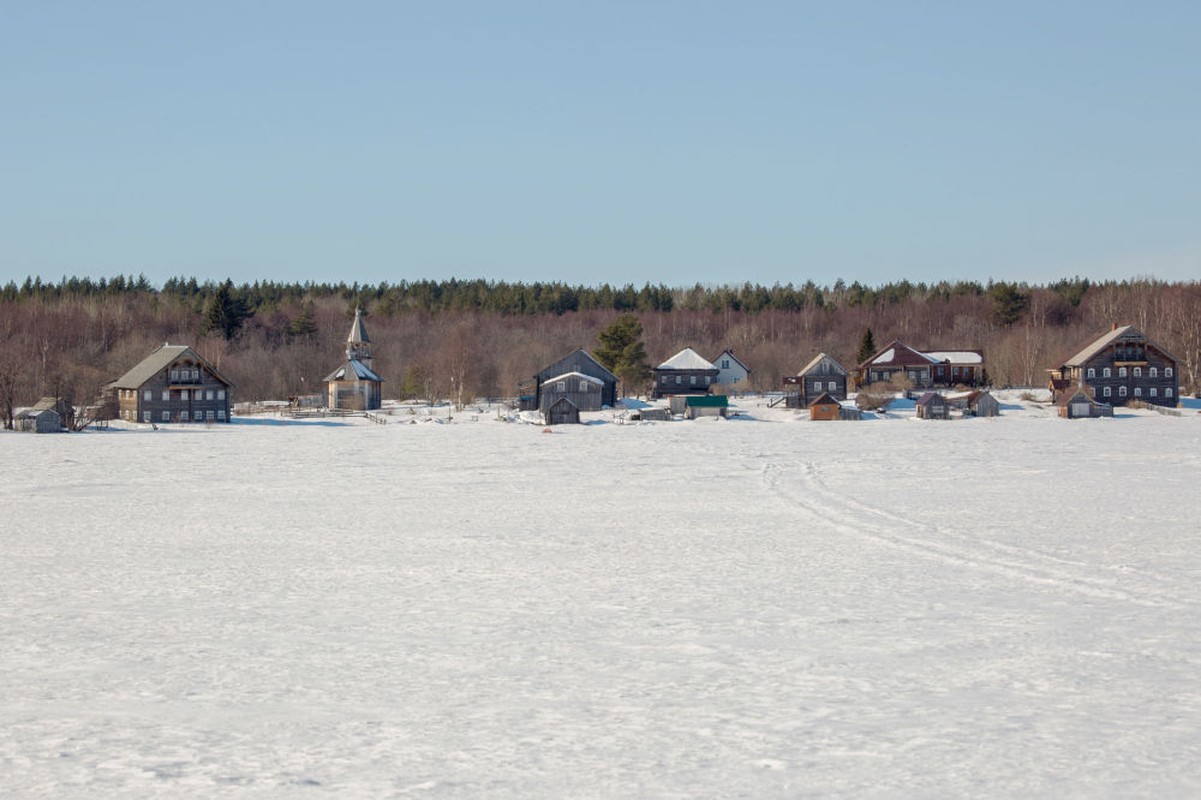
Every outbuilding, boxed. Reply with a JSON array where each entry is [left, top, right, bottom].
[[14, 407, 62, 433], [915, 392, 951, 420], [543, 396, 581, 425]]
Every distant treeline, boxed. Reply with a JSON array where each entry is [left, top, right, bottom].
[[3, 274, 1093, 318]]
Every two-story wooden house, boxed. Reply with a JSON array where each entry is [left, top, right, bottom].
[[712, 349, 751, 390], [1049, 324, 1178, 407], [531, 349, 618, 412], [111, 344, 233, 424], [651, 348, 719, 398], [786, 353, 850, 408], [856, 340, 984, 389]]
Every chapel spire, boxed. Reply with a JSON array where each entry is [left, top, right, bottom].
[[346, 306, 372, 363]]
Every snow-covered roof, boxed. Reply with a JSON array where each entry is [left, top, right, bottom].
[[925, 351, 983, 365], [541, 371, 603, 387], [324, 359, 383, 383], [797, 352, 847, 377], [657, 348, 716, 371]]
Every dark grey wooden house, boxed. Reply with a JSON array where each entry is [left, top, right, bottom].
[[325, 307, 383, 411], [111, 344, 233, 424], [529, 349, 617, 412], [652, 348, 719, 398], [787, 353, 849, 408], [1049, 324, 1178, 407], [915, 392, 951, 420]]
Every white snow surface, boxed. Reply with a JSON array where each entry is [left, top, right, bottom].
[[656, 348, 716, 371], [871, 347, 896, 364], [925, 351, 984, 364], [4, 396, 1201, 797]]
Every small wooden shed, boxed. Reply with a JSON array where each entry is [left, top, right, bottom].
[[543, 396, 581, 425], [915, 392, 951, 420], [809, 392, 841, 421], [15, 407, 62, 433], [684, 394, 729, 419], [967, 390, 1001, 418], [1055, 387, 1113, 419]]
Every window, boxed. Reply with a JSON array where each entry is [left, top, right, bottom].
[[181, 390, 189, 401], [181, 410, 189, 421], [1167, 388, 1174, 397], [1134, 387, 1142, 397], [556, 381, 566, 392], [579, 380, 589, 391], [1103, 367, 1111, 378], [721, 360, 729, 369], [1087, 368, 1095, 378], [690, 376, 697, 385], [1166, 367, 1174, 378], [1133, 367, 1142, 377], [191, 369, 199, 380], [1119, 386, 1128, 397], [162, 390, 169, 401], [217, 409, 226, 420], [705, 376, 711, 385], [675, 376, 681, 384], [1150, 388, 1158, 398], [161, 410, 170, 421], [206, 390, 214, 400], [828, 381, 837, 391], [217, 389, 225, 399], [814, 381, 822, 392], [1149, 367, 1158, 378], [144, 389, 152, 401], [206, 410, 215, 420], [1118, 367, 1127, 378], [143, 412, 151, 423], [1103, 386, 1111, 398], [170, 369, 179, 381]]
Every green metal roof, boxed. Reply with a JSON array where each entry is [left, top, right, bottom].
[[685, 394, 729, 407]]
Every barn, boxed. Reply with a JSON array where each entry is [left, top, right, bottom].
[[14, 407, 62, 433], [539, 371, 605, 414]]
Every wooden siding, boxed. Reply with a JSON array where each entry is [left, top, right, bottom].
[[1054, 338, 1179, 407], [115, 358, 232, 423], [539, 379, 603, 413], [533, 351, 617, 408]]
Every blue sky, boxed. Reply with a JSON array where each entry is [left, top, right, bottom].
[[3, 1, 1199, 288]]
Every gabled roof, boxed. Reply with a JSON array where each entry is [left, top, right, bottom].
[[324, 359, 383, 383], [798, 352, 848, 377], [713, 349, 750, 373], [1054, 386, 1096, 406], [809, 391, 839, 406], [925, 350, 984, 365], [542, 371, 604, 387], [536, 349, 617, 384], [112, 344, 233, 389], [1058, 324, 1179, 367], [861, 340, 938, 369], [657, 347, 717, 371], [915, 392, 946, 406]]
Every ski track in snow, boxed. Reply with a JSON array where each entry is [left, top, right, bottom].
[[761, 461, 1196, 611]]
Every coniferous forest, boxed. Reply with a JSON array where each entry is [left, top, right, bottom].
[[2, 274, 1200, 417]]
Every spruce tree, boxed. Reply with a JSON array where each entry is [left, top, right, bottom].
[[856, 328, 876, 365], [595, 314, 651, 397], [202, 279, 248, 341]]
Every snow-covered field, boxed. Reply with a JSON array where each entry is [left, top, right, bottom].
[[4, 394, 1201, 797]]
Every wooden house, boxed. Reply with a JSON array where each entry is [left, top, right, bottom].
[[1048, 324, 1178, 407], [788, 353, 849, 408], [530, 349, 617, 411], [652, 348, 719, 398], [1054, 386, 1114, 419], [914, 392, 951, 420], [325, 307, 383, 411], [111, 344, 233, 424], [856, 340, 984, 389], [14, 407, 62, 433], [712, 349, 751, 391], [543, 396, 581, 425], [539, 371, 606, 414]]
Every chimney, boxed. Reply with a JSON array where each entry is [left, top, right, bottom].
[[1112, 323, 1117, 331]]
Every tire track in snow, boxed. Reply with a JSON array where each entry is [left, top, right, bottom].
[[762, 461, 1193, 610]]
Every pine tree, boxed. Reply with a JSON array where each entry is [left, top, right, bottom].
[[595, 314, 651, 397], [856, 328, 876, 365], [289, 300, 318, 340]]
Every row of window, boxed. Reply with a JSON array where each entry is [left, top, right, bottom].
[[1100, 386, 1172, 399], [812, 380, 840, 392], [122, 409, 226, 422], [129, 388, 226, 401], [170, 368, 202, 381], [555, 380, 596, 392], [1087, 366, 1172, 379], [659, 375, 713, 385]]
